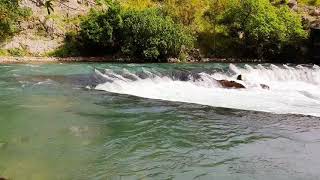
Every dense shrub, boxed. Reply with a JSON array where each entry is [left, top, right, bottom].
[[119, 0, 156, 10], [78, 0, 122, 54], [202, 0, 234, 56], [161, 0, 208, 29], [0, 0, 30, 42], [54, 0, 310, 62], [120, 9, 194, 61], [221, 0, 307, 59], [48, 31, 82, 57], [77, 3, 193, 61], [298, 0, 320, 6]]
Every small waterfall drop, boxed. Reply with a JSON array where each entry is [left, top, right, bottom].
[[95, 64, 320, 117]]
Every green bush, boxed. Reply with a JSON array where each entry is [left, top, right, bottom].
[[77, 2, 193, 61], [7, 47, 30, 57], [221, 0, 307, 59], [78, 1, 122, 55], [0, 49, 8, 56], [60, 0, 308, 62], [298, 0, 320, 6], [121, 9, 194, 61], [48, 31, 82, 57], [0, 0, 31, 42]]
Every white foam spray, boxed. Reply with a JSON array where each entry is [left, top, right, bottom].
[[95, 64, 320, 117]]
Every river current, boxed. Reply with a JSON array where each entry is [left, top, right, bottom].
[[0, 63, 320, 179]]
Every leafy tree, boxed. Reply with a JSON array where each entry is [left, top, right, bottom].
[[0, 0, 31, 42], [78, 2, 193, 61], [161, 0, 209, 33], [204, 0, 232, 55], [45, 0, 54, 15], [222, 0, 307, 59], [298, 0, 320, 6], [119, 0, 156, 10], [121, 9, 194, 61], [78, 0, 123, 54]]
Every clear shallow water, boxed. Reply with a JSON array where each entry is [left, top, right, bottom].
[[0, 63, 320, 180]]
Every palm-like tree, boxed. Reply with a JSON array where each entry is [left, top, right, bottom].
[[45, 0, 54, 15]]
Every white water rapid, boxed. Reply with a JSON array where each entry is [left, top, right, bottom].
[[95, 64, 320, 117]]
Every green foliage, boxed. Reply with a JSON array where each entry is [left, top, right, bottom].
[[52, 0, 310, 61], [197, 31, 239, 57], [78, 0, 122, 54], [0, 49, 8, 56], [203, 0, 235, 56], [7, 47, 30, 57], [0, 0, 30, 42], [121, 9, 194, 61], [298, 0, 320, 6], [221, 0, 307, 59], [161, 0, 210, 33], [119, 0, 156, 10], [75, 2, 193, 61], [48, 31, 81, 57]]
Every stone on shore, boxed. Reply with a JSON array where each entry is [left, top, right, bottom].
[[288, 0, 298, 8]]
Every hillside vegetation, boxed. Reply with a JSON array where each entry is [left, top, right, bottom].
[[0, 0, 319, 62]]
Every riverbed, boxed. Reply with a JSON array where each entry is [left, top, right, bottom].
[[0, 63, 320, 180]]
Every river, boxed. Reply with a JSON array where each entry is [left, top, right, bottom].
[[0, 63, 320, 180]]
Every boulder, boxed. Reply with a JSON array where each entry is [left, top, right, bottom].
[[217, 80, 246, 89], [310, 9, 320, 16], [187, 48, 202, 62], [288, 0, 298, 8], [260, 84, 270, 90], [167, 58, 180, 63]]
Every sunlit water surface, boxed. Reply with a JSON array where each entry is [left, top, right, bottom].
[[0, 63, 320, 180]]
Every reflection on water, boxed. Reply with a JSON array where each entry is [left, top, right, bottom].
[[0, 63, 319, 180]]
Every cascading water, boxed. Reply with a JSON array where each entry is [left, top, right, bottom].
[[95, 64, 320, 117]]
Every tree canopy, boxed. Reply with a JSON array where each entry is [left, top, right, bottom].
[[221, 0, 307, 58], [0, 0, 31, 42]]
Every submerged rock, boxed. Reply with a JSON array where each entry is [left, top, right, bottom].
[[69, 126, 89, 137], [260, 84, 270, 90]]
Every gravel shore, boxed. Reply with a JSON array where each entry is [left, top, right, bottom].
[[0, 56, 266, 64], [0, 57, 117, 64]]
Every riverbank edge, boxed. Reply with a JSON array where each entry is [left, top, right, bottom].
[[0, 56, 268, 64]]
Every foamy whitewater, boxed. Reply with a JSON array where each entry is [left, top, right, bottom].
[[95, 64, 320, 117]]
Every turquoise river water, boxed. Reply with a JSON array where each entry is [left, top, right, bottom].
[[0, 63, 320, 180]]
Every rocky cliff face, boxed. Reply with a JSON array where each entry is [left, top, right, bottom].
[[287, 0, 320, 29], [1, 0, 95, 56]]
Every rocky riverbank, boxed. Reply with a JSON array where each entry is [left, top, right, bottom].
[[0, 56, 116, 64], [0, 56, 267, 64]]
